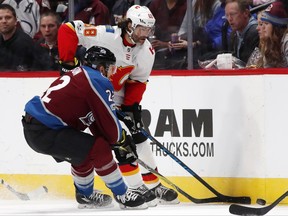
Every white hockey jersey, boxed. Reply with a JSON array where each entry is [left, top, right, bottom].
[[59, 20, 155, 106]]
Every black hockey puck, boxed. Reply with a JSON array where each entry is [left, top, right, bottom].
[[43, 186, 48, 193], [256, 198, 266, 205]]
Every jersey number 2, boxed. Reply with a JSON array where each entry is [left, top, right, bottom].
[[42, 76, 71, 103]]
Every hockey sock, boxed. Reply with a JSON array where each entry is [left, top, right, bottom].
[[100, 168, 127, 195], [71, 166, 94, 196], [137, 139, 160, 189]]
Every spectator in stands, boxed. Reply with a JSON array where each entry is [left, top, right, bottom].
[[178, 0, 221, 37], [0, 4, 36, 71], [246, 9, 265, 67], [167, 0, 222, 69], [204, 0, 231, 52], [109, 0, 134, 25], [259, 0, 288, 67], [100, 0, 115, 10], [33, 11, 61, 70], [198, 0, 233, 61], [33, 10, 87, 71], [60, 0, 110, 25], [148, 0, 187, 69], [1, 0, 51, 40], [140, 0, 152, 7], [225, 0, 259, 63], [49, 0, 60, 11], [249, 0, 275, 6]]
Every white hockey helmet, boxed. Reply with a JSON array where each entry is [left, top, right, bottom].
[[126, 5, 155, 29]]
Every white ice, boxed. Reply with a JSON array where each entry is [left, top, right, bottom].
[[0, 199, 287, 215]]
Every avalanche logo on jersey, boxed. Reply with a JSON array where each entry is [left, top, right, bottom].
[[79, 111, 95, 127]]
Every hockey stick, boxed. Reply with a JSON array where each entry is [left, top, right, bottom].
[[136, 157, 222, 204], [139, 128, 251, 204], [229, 190, 288, 215], [0, 179, 48, 200], [117, 110, 251, 204]]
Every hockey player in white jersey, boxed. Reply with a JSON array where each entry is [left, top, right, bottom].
[[58, 5, 179, 208]]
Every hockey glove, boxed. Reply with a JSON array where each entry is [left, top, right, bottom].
[[59, 58, 79, 76], [112, 129, 138, 165], [116, 110, 135, 131], [121, 103, 143, 132]]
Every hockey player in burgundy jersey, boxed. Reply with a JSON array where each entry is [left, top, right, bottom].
[[22, 46, 147, 210], [57, 5, 179, 206]]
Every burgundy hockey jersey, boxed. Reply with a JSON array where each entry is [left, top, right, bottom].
[[25, 66, 122, 144]]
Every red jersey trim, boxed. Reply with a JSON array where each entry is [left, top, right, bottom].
[[0, 68, 287, 78], [58, 23, 79, 62], [151, 68, 288, 76], [124, 81, 147, 105], [118, 164, 140, 176]]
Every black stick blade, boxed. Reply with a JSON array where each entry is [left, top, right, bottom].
[[229, 204, 268, 215], [229, 191, 288, 216]]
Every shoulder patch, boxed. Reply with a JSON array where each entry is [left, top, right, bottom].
[[105, 25, 115, 33], [84, 28, 97, 36]]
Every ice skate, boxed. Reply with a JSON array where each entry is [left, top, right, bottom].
[[151, 183, 180, 204], [76, 190, 113, 209], [134, 184, 158, 207], [114, 188, 148, 210]]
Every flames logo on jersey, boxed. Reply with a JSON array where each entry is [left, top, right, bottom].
[[109, 66, 135, 91]]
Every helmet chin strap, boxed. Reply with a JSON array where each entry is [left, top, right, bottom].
[[126, 28, 136, 45]]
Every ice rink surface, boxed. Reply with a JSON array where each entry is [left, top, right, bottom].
[[0, 199, 287, 216]]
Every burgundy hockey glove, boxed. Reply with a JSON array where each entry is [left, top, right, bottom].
[[112, 129, 138, 165]]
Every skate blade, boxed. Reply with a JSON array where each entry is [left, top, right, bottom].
[[146, 198, 158, 207], [119, 202, 148, 210], [78, 203, 114, 209], [158, 198, 180, 205]]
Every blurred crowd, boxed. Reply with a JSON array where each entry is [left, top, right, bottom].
[[0, 0, 287, 71]]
